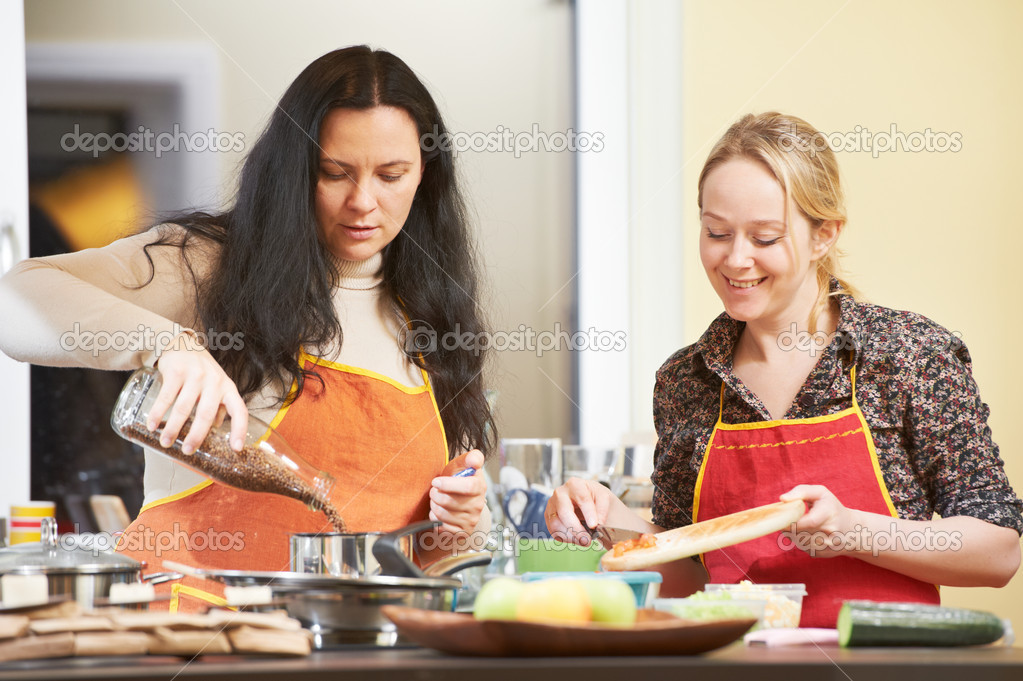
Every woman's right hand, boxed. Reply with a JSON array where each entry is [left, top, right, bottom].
[[145, 332, 249, 454], [544, 477, 623, 546]]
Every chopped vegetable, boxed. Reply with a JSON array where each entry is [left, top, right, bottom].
[[667, 592, 758, 622], [716, 581, 803, 629], [611, 533, 657, 557]]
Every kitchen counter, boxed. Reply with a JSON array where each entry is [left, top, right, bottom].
[[0, 643, 1021, 681]]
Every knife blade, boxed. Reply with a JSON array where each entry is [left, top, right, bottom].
[[591, 525, 644, 551]]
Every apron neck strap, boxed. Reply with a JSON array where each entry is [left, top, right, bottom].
[[717, 381, 726, 424]]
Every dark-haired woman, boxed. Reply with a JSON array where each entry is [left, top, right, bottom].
[[0, 46, 495, 611]]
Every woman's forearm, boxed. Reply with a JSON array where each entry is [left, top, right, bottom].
[[840, 511, 1021, 587], [0, 226, 205, 370]]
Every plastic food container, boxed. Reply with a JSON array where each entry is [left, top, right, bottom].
[[653, 596, 766, 624], [704, 582, 806, 629], [519, 571, 662, 607]]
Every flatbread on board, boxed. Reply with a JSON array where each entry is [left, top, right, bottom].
[[600, 500, 806, 571]]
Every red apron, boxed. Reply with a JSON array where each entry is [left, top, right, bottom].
[[693, 366, 939, 627], [117, 353, 448, 612]]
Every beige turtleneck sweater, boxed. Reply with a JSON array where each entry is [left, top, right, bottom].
[[0, 224, 426, 505]]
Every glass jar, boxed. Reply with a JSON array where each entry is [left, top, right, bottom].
[[110, 367, 346, 531]]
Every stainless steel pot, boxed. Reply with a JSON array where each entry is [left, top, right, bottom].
[[0, 518, 179, 608], [165, 521, 492, 648], [163, 563, 464, 647]]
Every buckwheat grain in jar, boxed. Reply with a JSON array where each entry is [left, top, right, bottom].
[[111, 367, 347, 531]]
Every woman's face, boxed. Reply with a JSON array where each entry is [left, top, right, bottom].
[[314, 106, 424, 262], [699, 158, 830, 329]]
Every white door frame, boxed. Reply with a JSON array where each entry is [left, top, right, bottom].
[[575, 0, 686, 450], [0, 0, 31, 510]]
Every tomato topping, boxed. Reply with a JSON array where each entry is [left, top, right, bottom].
[[611, 533, 657, 557]]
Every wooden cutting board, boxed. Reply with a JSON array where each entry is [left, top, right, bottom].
[[74, 632, 151, 657], [600, 500, 805, 571], [227, 626, 311, 656], [0, 632, 75, 662]]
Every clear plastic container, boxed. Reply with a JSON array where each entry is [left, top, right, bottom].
[[704, 582, 806, 628], [111, 367, 346, 530]]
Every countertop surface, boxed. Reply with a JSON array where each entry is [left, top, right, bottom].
[[1, 643, 1022, 681]]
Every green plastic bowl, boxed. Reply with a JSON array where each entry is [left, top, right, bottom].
[[514, 537, 605, 573]]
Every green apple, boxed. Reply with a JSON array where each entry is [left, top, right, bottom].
[[582, 578, 638, 626], [473, 577, 524, 620]]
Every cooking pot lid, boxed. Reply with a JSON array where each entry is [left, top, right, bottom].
[[0, 519, 140, 575]]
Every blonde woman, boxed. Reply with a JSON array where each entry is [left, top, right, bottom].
[[546, 112, 1022, 627]]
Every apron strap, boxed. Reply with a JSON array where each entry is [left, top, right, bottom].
[[850, 364, 859, 410], [716, 381, 726, 425]]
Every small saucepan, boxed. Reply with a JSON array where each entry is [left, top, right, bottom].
[[290, 472, 478, 578], [289, 528, 415, 578], [289, 519, 473, 579]]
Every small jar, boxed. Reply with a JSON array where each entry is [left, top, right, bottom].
[[111, 367, 346, 531]]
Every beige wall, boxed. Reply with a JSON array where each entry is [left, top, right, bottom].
[[682, 0, 1023, 629], [24, 0, 576, 444]]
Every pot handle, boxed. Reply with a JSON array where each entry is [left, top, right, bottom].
[[421, 550, 493, 578], [40, 517, 58, 549], [372, 520, 440, 578], [142, 571, 184, 586]]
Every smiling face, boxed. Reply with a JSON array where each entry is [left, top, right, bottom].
[[699, 158, 833, 331], [314, 106, 424, 262]]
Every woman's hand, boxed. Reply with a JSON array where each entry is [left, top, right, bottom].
[[545, 477, 621, 546], [779, 484, 857, 558], [429, 450, 487, 535], [146, 332, 249, 455]]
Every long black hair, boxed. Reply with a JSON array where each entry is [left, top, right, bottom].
[[146, 46, 495, 458]]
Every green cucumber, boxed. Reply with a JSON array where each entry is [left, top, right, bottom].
[[837, 600, 1006, 647]]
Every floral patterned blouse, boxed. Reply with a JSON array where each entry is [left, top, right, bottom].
[[651, 282, 1023, 535]]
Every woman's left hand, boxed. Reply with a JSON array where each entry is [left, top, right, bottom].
[[779, 484, 858, 558], [429, 449, 487, 535]]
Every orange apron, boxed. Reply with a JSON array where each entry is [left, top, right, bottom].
[[693, 366, 939, 627], [117, 353, 448, 612]]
